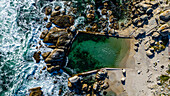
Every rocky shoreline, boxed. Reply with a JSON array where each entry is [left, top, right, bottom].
[[31, 0, 169, 96]]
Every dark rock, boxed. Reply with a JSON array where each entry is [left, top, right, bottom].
[[159, 10, 170, 22], [46, 22, 52, 28], [45, 6, 52, 15], [146, 8, 153, 15], [40, 30, 48, 39], [42, 52, 51, 59], [43, 27, 67, 43], [101, 8, 107, 15], [45, 48, 65, 63], [42, 66, 46, 70], [33, 52, 40, 63], [52, 15, 74, 28], [29, 87, 43, 96], [51, 11, 60, 17], [44, 17, 48, 21]]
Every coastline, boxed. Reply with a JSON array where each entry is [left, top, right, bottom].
[[118, 38, 135, 68]]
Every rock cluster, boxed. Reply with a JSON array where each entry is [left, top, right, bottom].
[[29, 87, 43, 96], [33, 5, 75, 73], [131, 0, 169, 58], [68, 69, 109, 95]]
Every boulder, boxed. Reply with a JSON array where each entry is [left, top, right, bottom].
[[145, 43, 150, 51], [82, 84, 88, 91], [101, 82, 109, 89], [140, 14, 148, 20], [54, 6, 61, 11], [33, 52, 40, 63], [46, 22, 52, 28], [108, 29, 115, 34], [101, 8, 107, 15], [40, 30, 48, 39], [43, 27, 67, 43], [146, 50, 153, 57], [86, 14, 95, 19], [93, 82, 98, 91], [68, 75, 80, 83], [133, 18, 139, 24], [45, 48, 65, 63], [134, 46, 138, 51], [44, 17, 48, 21], [140, 4, 151, 11], [146, 8, 153, 15], [29, 87, 43, 96], [152, 32, 160, 38], [150, 40, 155, 46], [56, 34, 72, 47], [68, 81, 72, 88], [158, 24, 170, 36], [159, 10, 170, 21], [52, 15, 74, 28], [45, 6, 52, 15], [51, 11, 60, 17], [96, 69, 108, 80], [42, 52, 51, 59], [47, 65, 60, 73]]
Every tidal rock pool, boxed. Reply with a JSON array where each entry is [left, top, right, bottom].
[[68, 33, 130, 73]]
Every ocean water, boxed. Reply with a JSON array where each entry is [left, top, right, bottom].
[[0, 0, 129, 95], [0, 0, 70, 95]]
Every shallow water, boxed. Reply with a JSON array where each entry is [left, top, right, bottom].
[[68, 33, 130, 73]]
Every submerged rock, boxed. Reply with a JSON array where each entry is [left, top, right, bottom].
[[45, 6, 52, 15]]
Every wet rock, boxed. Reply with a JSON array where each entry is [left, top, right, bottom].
[[46, 22, 52, 28], [52, 15, 74, 28], [68, 81, 72, 88], [54, 6, 61, 11], [56, 34, 72, 47], [44, 17, 48, 21], [42, 52, 51, 59], [146, 50, 153, 57], [33, 52, 40, 63], [45, 6, 52, 15], [51, 11, 60, 17], [45, 48, 65, 63], [146, 8, 153, 15], [47, 45, 56, 49], [68, 75, 80, 83], [47, 65, 60, 73], [29, 87, 43, 96], [42, 66, 46, 70], [43, 27, 67, 43], [159, 10, 170, 21], [101, 8, 107, 15], [82, 84, 88, 91], [86, 14, 95, 19], [40, 30, 48, 39]]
